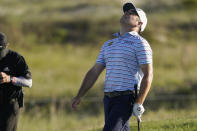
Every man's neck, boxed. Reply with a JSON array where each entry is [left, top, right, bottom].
[[120, 24, 138, 36]]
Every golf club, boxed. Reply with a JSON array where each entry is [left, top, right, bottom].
[[134, 84, 140, 131]]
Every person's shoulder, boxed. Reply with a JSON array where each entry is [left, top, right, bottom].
[[135, 35, 150, 46], [102, 38, 117, 48], [140, 36, 149, 44], [131, 35, 152, 51], [8, 49, 22, 56], [8, 50, 24, 59]]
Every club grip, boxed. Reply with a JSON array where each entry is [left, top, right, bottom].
[[134, 84, 138, 99]]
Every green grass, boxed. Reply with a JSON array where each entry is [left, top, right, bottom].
[[130, 119, 197, 131], [8, 44, 106, 98], [0, 0, 121, 21], [18, 109, 197, 131]]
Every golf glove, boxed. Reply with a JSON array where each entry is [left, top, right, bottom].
[[133, 103, 145, 122]]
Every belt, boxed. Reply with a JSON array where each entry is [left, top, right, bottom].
[[104, 90, 134, 98]]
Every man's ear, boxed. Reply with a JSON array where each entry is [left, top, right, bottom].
[[138, 21, 143, 26], [137, 21, 143, 32]]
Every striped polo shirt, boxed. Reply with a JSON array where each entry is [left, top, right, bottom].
[[96, 31, 152, 92]]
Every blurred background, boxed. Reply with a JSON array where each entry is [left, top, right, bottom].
[[0, 0, 197, 130]]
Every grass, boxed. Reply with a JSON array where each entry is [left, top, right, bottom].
[[18, 108, 197, 131], [130, 119, 197, 131], [0, 0, 121, 21], [133, 109, 197, 131], [8, 44, 105, 98]]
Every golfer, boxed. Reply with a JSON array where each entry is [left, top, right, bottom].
[[71, 2, 153, 131], [0, 32, 32, 131]]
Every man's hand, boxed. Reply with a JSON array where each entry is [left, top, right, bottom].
[[0, 72, 10, 84], [71, 96, 81, 111], [133, 103, 145, 122]]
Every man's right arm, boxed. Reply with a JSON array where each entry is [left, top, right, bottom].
[[71, 63, 105, 110]]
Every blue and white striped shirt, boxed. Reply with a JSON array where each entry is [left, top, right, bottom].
[[96, 31, 152, 92]]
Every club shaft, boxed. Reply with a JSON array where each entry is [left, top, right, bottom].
[[134, 84, 140, 131]]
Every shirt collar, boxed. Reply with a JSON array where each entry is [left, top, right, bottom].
[[113, 32, 120, 37], [128, 31, 139, 36], [113, 31, 139, 38]]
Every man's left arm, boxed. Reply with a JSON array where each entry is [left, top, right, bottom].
[[136, 63, 153, 104], [0, 55, 32, 88], [133, 40, 153, 121], [0, 72, 32, 88], [132, 63, 153, 121]]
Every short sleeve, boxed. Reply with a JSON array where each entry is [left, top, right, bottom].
[[135, 40, 152, 65], [96, 44, 106, 66]]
